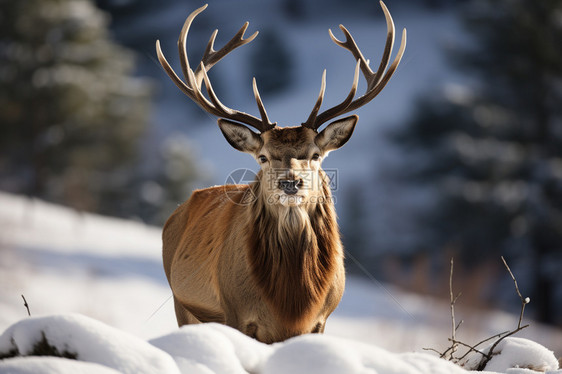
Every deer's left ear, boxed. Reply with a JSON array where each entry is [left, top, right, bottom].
[[315, 115, 358, 152], [218, 119, 262, 153]]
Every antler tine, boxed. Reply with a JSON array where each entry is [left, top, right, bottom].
[[178, 4, 207, 84], [155, 40, 194, 98], [186, 64, 221, 116], [345, 27, 406, 113], [304, 0, 406, 130], [305, 61, 360, 129], [200, 65, 274, 132], [193, 22, 259, 88], [199, 63, 231, 116], [371, 0, 396, 87], [329, 26, 374, 80], [303, 70, 326, 128], [156, 4, 275, 133], [253, 78, 274, 129], [202, 29, 219, 67]]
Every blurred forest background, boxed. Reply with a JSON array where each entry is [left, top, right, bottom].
[[1, 0, 560, 327]]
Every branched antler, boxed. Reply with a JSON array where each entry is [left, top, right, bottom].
[[302, 1, 407, 130], [156, 4, 276, 133], [157, 2, 406, 133]]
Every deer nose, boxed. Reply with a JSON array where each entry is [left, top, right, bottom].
[[279, 179, 302, 195]]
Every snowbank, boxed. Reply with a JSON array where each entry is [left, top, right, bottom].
[[149, 323, 271, 374], [0, 314, 559, 374], [0, 314, 179, 374], [462, 336, 560, 373], [0, 357, 121, 374]]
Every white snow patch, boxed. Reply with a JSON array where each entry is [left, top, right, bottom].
[[0, 314, 179, 374], [461, 337, 560, 373], [0, 314, 559, 374], [149, 323, 272, 374], [0, 356, 121, 374], [262, 333, 467, 374]]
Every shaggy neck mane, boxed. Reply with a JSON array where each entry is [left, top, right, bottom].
[[247, 173, 341, 330]]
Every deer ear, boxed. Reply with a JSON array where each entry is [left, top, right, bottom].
[[315, 115, 357, 152], [218, 119, 262, 153]]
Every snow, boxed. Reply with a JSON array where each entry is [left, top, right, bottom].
[[0, 191, 173, 340], [0, 356, 122, 374], [0, 314, 179, 374], [462, 337, 560, 373], [0, 192, 561, 373], [0, 314, 559, 374], [261, 334, 467, 374], [149, 323, 271, 374]]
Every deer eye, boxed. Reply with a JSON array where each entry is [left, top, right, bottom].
[[258, 155, 268, 164], [311, 153, 320, 161]]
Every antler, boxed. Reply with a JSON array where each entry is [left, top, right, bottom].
[[155, 4, 276, 133], [302, 1, 407, 130]]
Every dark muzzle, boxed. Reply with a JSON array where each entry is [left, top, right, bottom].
[[279, 179, 302, 195]]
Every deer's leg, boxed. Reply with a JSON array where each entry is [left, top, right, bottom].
[[311, 320, 326, 333], [173, 296, 201, 326]]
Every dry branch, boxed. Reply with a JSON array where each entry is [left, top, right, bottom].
[[425, 256, 530, 371], [475, 257, 530, 370], [21, 294, 31, 317]]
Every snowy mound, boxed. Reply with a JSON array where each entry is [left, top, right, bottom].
[[462, 336, 561, 373], [0, 314, 179, 374], [0, 314, 559, 374]]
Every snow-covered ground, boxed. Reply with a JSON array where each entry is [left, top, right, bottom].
[[2, 314, 558, 374], [0, 191, 561, 373]]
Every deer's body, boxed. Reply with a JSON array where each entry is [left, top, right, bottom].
[[163, 181, 345, 343], [156, 2, 405, 343]]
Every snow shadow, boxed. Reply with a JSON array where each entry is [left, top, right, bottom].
[[16, 247, 167, 285]]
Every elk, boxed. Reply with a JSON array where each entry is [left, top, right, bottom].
[[156, 1, 406, 343]]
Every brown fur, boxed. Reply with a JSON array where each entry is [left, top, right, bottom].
[[163, 122, 356, 344], [163, 182, 345, 343], [247, 173, 341, 331]]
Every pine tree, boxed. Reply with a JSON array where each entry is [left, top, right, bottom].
[[389, 0, 562, 324], [136, 135, 201, 225], [0, 0, 152, 217]]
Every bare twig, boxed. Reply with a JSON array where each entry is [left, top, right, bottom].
[[423, 347, 445, 355], [21, 294, 31, 317], [449, 338, 487, 358], [501, 256, 529, 329], [424, 257, 463, 361], [425, 257, 531, 371], [455, 319, 464, 332], [449, 258, 459, 359], [466, 330, 510, 352], [476, 257, 530, 370]]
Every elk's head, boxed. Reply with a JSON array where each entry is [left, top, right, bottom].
[[217, 118, 357, 207], [156, 2, 406, 207]]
